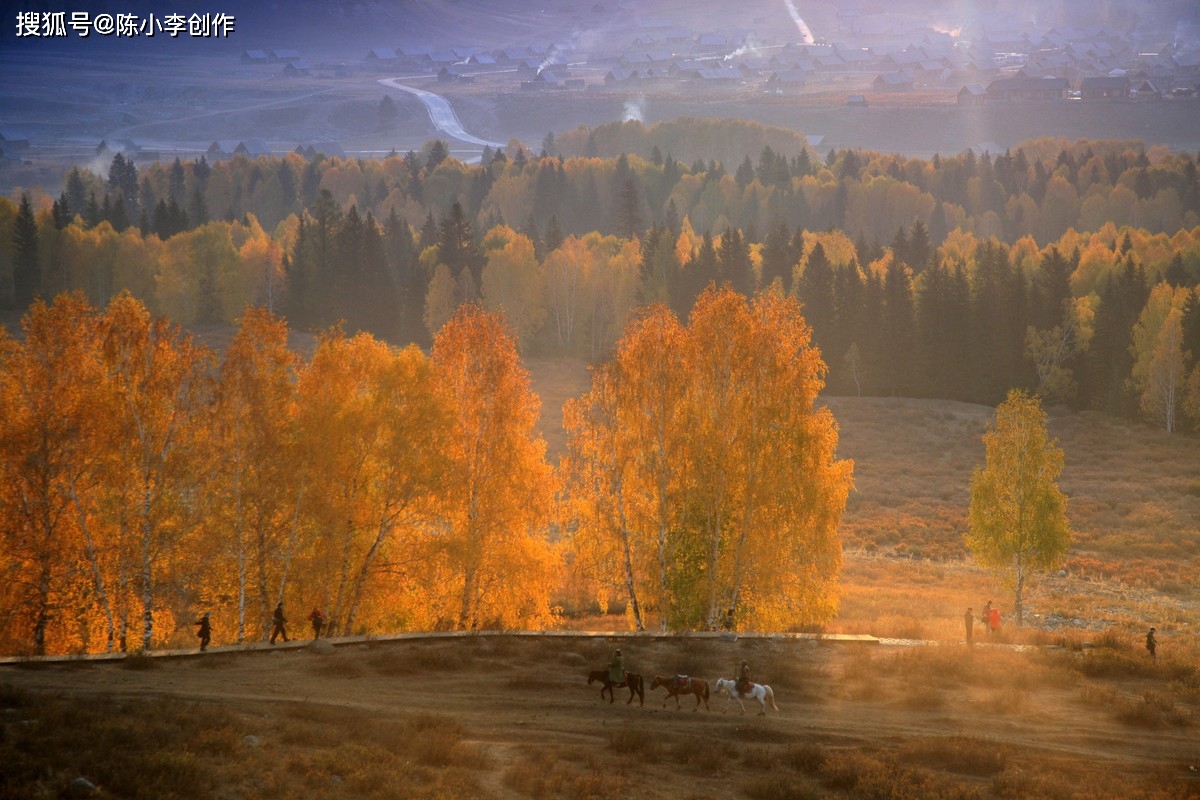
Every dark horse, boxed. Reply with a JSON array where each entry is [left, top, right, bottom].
[[650, 675, 710, 711], [587, 669, 645, 706]]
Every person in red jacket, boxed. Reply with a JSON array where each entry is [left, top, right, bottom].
[[982, 601, 1001, 635], [308, 607, 325, 640]]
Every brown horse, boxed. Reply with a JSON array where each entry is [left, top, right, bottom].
[[650, 674, 710, 711], [588, 669, 645, 706]]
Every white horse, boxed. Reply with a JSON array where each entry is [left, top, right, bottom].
[[714, 677, 779, 716]]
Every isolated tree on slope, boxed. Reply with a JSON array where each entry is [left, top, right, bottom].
[[967, 389, 1071, 626]]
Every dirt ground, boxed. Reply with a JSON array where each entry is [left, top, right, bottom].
[[4, 634, 1197, 799]]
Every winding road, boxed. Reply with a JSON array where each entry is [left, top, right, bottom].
[[378, 76, 506, 149]]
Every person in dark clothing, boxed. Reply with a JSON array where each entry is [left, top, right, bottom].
[[736, 660, 752, 695], [308, 607, 325, 640], [964, 607, 975, 646], [195, 612, 211, 652], [1146, 627, 1157, 660], [270, 602, 289, 644]]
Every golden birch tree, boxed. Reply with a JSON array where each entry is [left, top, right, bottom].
[[292, 330, 448, 635], [480, 226, 545, 352], [968, 389, 1071, 625], [430, 304, 557, 630], [99, 293, 215, 650], [209, 307, 299, 642], [0, 294, 132, 654], [614, 305, 691, 632], [565, 288, 853, 633], [0, 300, 86, 654], [684, 287, 851, 631], [1129, 283, 1189, 433]]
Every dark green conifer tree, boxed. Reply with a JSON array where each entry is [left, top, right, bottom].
[[12, 193, 40, 308]]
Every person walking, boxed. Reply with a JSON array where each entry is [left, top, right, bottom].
[[1146, 626, 1157, 660], [964, 607, 975, 646], [270, 601, 289, 644], [308, 607, 325, 640], [195, 612, 211, 652]]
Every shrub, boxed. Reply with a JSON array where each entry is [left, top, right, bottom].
[[780, 743, 826, 773], [898, 736, 1007, 776], [742, 774, 820, 800], [669, 734, 732, 771], [121, 650, 158, 670], [1114, 691, 1187, 729], [741, 745, 777, 770], [608, 728, 660, 761]]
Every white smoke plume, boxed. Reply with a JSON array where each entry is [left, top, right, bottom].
[[723, 42, 763, 62], [622, 95, 645, 123]]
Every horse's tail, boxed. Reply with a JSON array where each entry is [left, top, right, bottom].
[[765, 685, 778, 711]]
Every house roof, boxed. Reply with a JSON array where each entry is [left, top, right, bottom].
[[1080, 75, 1128, 89], [987, 76, 1069, 92], [296, 141, 347, 159], [235, 139, 272, 156], [98, 138, 139, 153]]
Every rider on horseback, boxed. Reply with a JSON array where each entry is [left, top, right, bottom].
[[736, 660, 751, 696], [608, 649, 625, 684]]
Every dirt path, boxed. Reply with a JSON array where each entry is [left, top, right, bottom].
[[4, 636, 1196, 799]]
